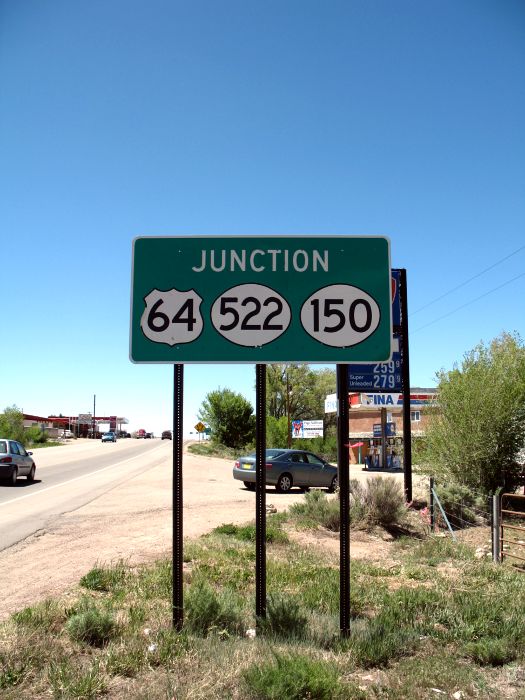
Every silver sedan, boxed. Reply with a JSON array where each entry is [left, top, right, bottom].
[[0, 439, 36, 485]]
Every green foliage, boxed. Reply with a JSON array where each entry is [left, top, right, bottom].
[[48, 659, 106, 699], [0, 405, 25, 442], [349, 477, 407, 530], [435, 482, 487, 528], [198, 388, 255, 449], [80, 562, 128, 592], [243, 652, 344, 700], [184, 578, 243, 636], [65, 607, 118, 646], [265, 415, 289, 447], [213, 520, 289, 544], [345, 615, 419, 667], [418, 332, 525, 495], [266, 364, 335, 421], [259, 592, 308, 638], [290, 489, 340, 531], [23, 425, 48, 444], [463, 638, 518, 666]]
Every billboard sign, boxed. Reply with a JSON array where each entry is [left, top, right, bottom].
[[130, 236, 392, 363], [292, 419, 324, 439]]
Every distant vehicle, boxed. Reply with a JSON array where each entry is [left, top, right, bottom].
[[101, 432, 117, 443], [0, 439, 36, 484], [144, 432, 152, 439], [136, 429, 146, 439], [161, 430, 172, 440], [117, 431, 131, 438], [233, 448, 338, 493], [61, 430, 75, 439]]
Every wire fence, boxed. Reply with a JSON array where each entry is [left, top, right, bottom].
[[425, 479, 525, 571]]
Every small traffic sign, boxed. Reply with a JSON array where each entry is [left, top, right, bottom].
[[130, 236, 392, 363], [194, 422, 206, 433]]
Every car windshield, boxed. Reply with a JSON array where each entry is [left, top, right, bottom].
[[0, 441, 6, 454]]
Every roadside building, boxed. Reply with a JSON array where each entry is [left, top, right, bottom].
[[325, 388, 437, 467]]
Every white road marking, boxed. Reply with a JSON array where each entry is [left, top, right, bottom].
[[0, 445, 166, 508]]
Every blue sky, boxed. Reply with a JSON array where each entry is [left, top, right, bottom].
[[1, 1, 524, 436]]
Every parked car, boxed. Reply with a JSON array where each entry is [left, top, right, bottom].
[[101, 432, 117, 443], [233, 448, 338, 493], [61, 429, 75, 439], [161, 430, 172, 440], [0, 439, 36, 484], [144, 432, 152, 439]]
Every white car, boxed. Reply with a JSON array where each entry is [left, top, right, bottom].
[[0, 439, 36, 485]]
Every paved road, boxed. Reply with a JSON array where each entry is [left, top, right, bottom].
[[0, 438, 168, 551]]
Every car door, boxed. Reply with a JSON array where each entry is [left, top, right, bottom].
[[16, 442, 32, 475], [8, 441, 25, 475], [304, 452, 329, 487], [286, 452, 311, 487]]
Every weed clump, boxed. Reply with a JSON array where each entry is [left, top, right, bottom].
[[243, 651, 346, 700], [66, 607, 118, 646], [185, 578, 243, 636], [259, 592, 308, 638]]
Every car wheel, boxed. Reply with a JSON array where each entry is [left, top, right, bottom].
[[10, 467, 18, 486], [276, 473, 293, 493], [329, 476, 338, 492], [244, 482, 256, 491], [27, 465, 36, 482]]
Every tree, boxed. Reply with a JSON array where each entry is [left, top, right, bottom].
[[0, 405, 25, 442], [266, 364, 335, 420], [417, 332, 525, 495], [198, 388, 255, 449]]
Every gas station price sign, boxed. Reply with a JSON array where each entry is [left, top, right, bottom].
[[130, 236, 392, 363]]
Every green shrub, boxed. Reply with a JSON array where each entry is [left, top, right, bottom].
[[24, 426, 48, 445], [80, 562, 128, 592], [185, 579, 242, 636], [80, 563, 126, 591], [213, 520, 289, 544], [345, 615, 419, 667], [48, 659, 106, 699], [349, 477, 407, 530], [290, 490, 340, 531], [243, 652, 344, 700], [363, 476, 407, 529], [66, 607, 118, 646], [259, 592, 308, 638], [463, 638, 518, 666]]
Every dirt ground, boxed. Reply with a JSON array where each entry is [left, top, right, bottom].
[[0, 444, 424, 621]]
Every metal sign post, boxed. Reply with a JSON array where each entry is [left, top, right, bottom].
[[255, 364, 267, 622], [399, 269, 412, 502], [173, 364, 184, 630], [337, 364, 350, 636]]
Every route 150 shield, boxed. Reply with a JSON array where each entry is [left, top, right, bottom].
[[140, 288, 203, 346]]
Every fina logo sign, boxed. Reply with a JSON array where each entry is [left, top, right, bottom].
[[361, 393, 403, 407]]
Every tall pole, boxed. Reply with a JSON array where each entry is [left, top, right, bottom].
[[255, 364, 267, 622], [399, 269, 412, 502], [93, 394, 96, 439], [173, 364, 184, 630], [286, 366, 291, 448], [337, 364, 350, 636]]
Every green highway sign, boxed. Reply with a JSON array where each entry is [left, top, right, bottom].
[[130, 236, 392, 363]]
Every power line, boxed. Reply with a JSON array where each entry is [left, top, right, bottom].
[[412, 271, 525, 333], [410, 244, 525, 316]]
